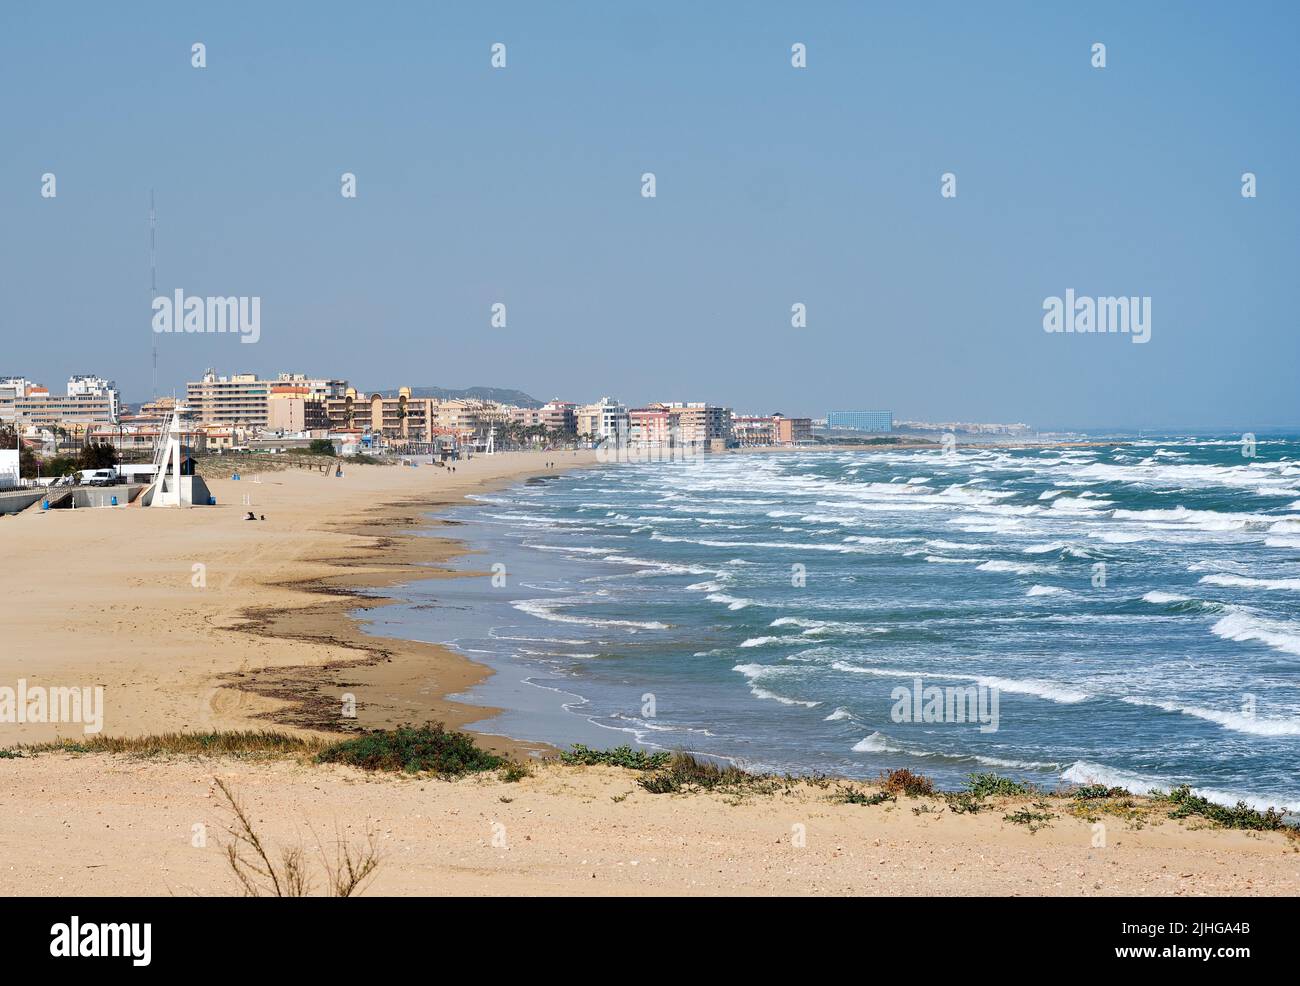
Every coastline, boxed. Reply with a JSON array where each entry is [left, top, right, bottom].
[[0, 450, 599, 755], [3, 445, 1298, 896]]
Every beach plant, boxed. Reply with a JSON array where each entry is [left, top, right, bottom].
[[316, 722, 503, 776], [15, 730, 323, 759], [1003, 808, 1053, 833], [832, 785, 895, 806], [213, 777, 380, 898], [943, 792, 985, 814], [1071, 783, 1131, 800], [559, 744, 671, 770], [499, 761, 532, 783], [877, 768, 935, 798], [1160, 785, 1293, 832], [637, 752, 766, 795], [965, 772, 1034, 798]]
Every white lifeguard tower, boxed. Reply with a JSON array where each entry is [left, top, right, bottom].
[[142, 407, 211, 507]]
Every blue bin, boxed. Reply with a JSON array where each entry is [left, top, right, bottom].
[[110, 495, 118, 506]]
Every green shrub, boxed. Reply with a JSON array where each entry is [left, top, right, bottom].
[[559, 744, 671, 770], [944, 792, 984, 814], [316, 723, 502, 776], [833, 785, 895, 806], [499, 761, 531, 783], [1161, 785, 1293, 831], [1003, 808, 1053, 832], [1072, 783, 1131, 800], [637, 752, 759, 794], [965, 772, 1034, 798]]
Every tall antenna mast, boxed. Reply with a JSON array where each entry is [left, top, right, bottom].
[[149, 189, 158, 399]]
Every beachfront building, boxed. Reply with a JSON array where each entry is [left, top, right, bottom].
[[321, 390, 510, 447], [268, 383, 330, 432], [731, 413, 812, 446], [773, 414, 813, 445], [510, 401, 577, 436], [628, 404, 672, 449], [187, 370, 348, 428], [0, 376, 121, 428], [826, 409, 893, 433], [732, 415, 776, 446], [577, 397, 630, 445], [664, 402, 732, 450]]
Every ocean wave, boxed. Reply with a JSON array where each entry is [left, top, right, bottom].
[[828, 663, 1089, 704], [1199, 574, 1300, 592], [1121, 697, 1300, 737], [1026, 584, 1070, 597], [851, 730, 1058, 771], [976, 560, 1053, 575], [512, 597, 669, 631], [731, 662, 820, 708], [1211, 610, 1300, 656]]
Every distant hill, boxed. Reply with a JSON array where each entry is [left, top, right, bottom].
[[371, 385, 544, 409]]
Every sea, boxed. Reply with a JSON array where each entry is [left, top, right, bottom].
[[358, 436, 1300, 811]]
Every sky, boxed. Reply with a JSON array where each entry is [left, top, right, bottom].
[[2, 1, 1297, 430]]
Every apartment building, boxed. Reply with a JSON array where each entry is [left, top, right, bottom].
[[773, 414, 813, 444], [665, 402, 732, 449], [511, 401, 577, 435], [577, 397, 630, 444], [628, 405, 672, 447], [187, 370, 347, 427], [0, 375, 121, 427], [732, 415, 776, 446]]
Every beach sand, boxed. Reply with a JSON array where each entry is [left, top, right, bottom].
[[0, 450, 597, 752], [1, 449, 1297, 896]]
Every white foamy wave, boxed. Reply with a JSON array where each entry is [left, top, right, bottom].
[[824, 707, 854, 722], [1142, 591, 1191, 604], [852, 731, 901, 753], [1122, 697, 1300, 736], [1200, 574, 1300, 592], [1062, 762, 1296, 812], [1211, 610, 1300, 656], [1061, 761, 1168, 795], [512, 597, 669, 631], [707, 592, 756, 611], [829, 663, 1089, 703], [977, 560, 1052, 575], [739, 635, 786, 648], [1026, 584, 1069, 597], [731, 663, 820, 708]]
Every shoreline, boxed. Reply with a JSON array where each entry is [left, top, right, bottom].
[[0, 449, 600, 755], [4, 445, 1299, 895], [214, 453, 603, 760]]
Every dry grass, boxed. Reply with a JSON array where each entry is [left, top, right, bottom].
[[213, 777, 380, 897], [14, 730, 325, 759]]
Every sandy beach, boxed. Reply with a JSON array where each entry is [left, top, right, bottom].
[[0, 450, 596, 751], [2, 450, 1298, 897]]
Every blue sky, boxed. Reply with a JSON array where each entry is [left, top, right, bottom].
[[2, 1, 1297, 429]]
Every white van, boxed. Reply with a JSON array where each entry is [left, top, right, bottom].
[[77, 468, 118, 486]]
